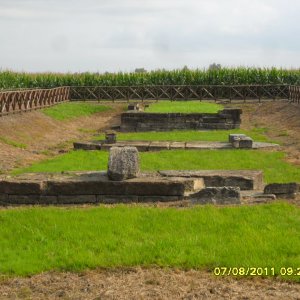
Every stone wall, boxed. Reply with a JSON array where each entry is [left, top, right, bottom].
[[121, 109, 242, 132]]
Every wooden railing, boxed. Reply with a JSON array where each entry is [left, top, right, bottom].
[[0, 87, 70, 116], [70, 85, 289, 101], [0, 84, 297, 117], [289, 85, 300, 104]]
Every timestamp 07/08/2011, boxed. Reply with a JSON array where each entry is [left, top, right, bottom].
[[214, 267, 300, 277]]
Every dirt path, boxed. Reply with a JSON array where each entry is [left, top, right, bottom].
[[1, 268, 300, 299], [0, 102, 126, 172]]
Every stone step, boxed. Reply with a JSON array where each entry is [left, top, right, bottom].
[[159, 170, 264, 191]]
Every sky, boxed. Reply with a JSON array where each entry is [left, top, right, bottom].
[[0, 0, 299, 72]]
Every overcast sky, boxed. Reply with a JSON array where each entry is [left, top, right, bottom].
[[0, 0, 299, 72]]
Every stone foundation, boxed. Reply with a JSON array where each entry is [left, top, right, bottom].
[[73, 141, 279, 152], [0, 172, 204, 205], [120, 108, 242, 132], [1, 171, 297, 206]]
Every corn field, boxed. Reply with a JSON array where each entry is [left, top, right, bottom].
[[1, 68, 300, 90]]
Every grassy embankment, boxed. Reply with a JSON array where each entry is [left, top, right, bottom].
[[42, 102, 111, 121]]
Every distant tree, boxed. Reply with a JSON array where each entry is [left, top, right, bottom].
[[182, 65, 189, 71], [135, 68, 147, 73], [209, 63, 222, 70]]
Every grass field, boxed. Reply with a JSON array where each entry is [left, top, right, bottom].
[[145, 101, 222, 113], [0, 203, 299, 280], [42, 102, 111, 120], [14, 150, 300, 183], [97, 128, 272, 143]]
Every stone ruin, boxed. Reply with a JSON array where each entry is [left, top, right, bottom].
[[121, 108, 243, 132], [108, 147, 140, 181], [1, 145, 296, 206]]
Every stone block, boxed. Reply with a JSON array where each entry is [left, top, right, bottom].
[[159, 170, 264, 191], [119, 141, 150, 152], [0, 194, 8, 204], [108, 147, 140, 181], [138, 196, 182, 203], [148, 141, 170, 151], [97, 195, 139, 204], [0, 180, 43, 195], [169, 142, 186, 150], [264, 183, 299, 199], [39, 195, 58, 204], [44, 176, 200, 196], [8, 195, 40, 204], [73, 142, 101, 151], [190, 187, 241, 205], [220, 108, 242, 122], [105, 130, 117, 144], [239, 137, 253, 149], [57, 195, 97, 204], [229, 134, 247, 143]]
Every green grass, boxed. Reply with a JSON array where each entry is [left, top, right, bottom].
[[14, 150, 300, 183], [0, 203, 299, 280], [42, 102, 111, 120], [0, 136, 27, 149], [145, 101, 222, 113], [97, 128, 272, 143]]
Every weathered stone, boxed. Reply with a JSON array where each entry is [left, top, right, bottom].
[[8, 195, 40, 204], [239, 137, 253, 149], [264, 183, 299, 199], [148, 141, 170, 151], [241, 190, 277, 202], [39, 195, 58, 204], [107, 147, 140, 181], [115, 141, 150, 152], [0, 194, 8, 204], [43, 174, 203, 196], [73, 142, 101, 151], [229, 134, 246, 143], [121, 109, 242, 132], [159, 170, 264, 191], [0, 180, 43, 195], [169, 142, 186, 150], [138, 196, 182, 203], [97, 195, 139, 204], [57, 195, 97, 204], [105, 130, 117, 144], [190, 187, 241, 205]]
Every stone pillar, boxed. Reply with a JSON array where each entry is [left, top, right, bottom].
[[105, 130, 117, 144], [108, 147, 140, 181]]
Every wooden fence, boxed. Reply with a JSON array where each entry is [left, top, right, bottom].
[[0, 87, 70, 116], [0, 84, 298, 117], [70, 85, 289, 101], [289, 85, 300, 104]]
